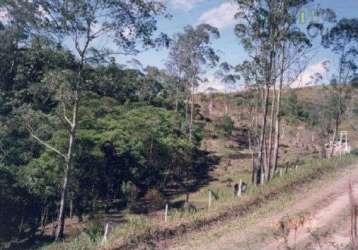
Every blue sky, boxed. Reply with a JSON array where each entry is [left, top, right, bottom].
[[131, 0, 358, 67], [2, 0, 355, 90], [121, 0, 358, 90]]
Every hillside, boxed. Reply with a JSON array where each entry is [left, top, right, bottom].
[[197, 86, 358, 183], [40, 86, 358, 250]]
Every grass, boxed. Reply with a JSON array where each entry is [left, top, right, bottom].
[[41, 154, 358, 250]]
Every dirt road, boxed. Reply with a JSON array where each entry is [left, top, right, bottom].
[[168, 163, 358, 250]]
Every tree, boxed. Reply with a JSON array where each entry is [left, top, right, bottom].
[[166, 24, 219, 203], [2, 0, 167, 240], [235, 0, 312, 184], [166, 24, 220, 143], [322, 18, 358, 157]]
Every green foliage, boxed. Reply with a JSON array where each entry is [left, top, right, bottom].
[[281, 93, 310, 124], [0, 24, 209, 246], [98, 106, 187, 185], [351, 148, 358, 156], [222, 115, 235, 137], [0, 165, 41, 247], [120, 182, 139, 208]]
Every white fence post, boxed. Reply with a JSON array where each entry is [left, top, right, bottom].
[[208, 190, 212, 209], [237, 179, 242, 197], [101, 223, 109, 245], [164, 203, 168, 223]]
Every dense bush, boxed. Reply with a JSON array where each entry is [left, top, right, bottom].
[[281, 93, 310, 124], [222, 115, 235, 136]]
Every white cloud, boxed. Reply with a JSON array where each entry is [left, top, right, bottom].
[[198, 2, 237, 30], [171, 0, 205, 10], [291, 60, 331, 88], [199, 60, 331, 93], [198, 74, 241, 93]]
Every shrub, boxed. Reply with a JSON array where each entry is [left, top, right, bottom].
[[120, 181, 139, 209], [281, 93, 310, 124], [84, 221, 104, 243], [351, 149, 358, 156], [222, 115, 235, 137]]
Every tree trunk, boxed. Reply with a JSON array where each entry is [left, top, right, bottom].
[[51, 216, 56, 238], [272, 89, 282, 174], [55, 157, 71, 240], [76, 199, 83, 223], [262, 85, 270, 181], [330, 115, 340, 157], [185, 95, 189, 124], [250, 88, 260, 184], [18, 213, 24, 236], [224, 92, 229, 115], [272, 46, 286, 175], [55, 99, 78, 240], [248, 129, 256, 184], [267, 84, 276, 181], [257, 84, 270, 185], [41, 205, 48, 234], [175, 83, 179, 112], [69, 198, 73, 219], [189, 84, 194, 142]]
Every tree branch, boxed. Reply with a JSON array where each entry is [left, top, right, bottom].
[[62, 104, 73, 127], [29, 131, 66, 159]]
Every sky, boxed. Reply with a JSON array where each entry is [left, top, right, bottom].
[[123, 0, 358, 91], [1, 0, 357, 91]]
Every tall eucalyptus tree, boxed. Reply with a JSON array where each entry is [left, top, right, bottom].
[[166, 24, 220, 142], [235, 0, 312, 184]]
